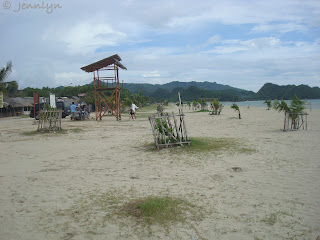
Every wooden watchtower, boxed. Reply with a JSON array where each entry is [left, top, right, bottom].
[[81, 54, 127, 121]]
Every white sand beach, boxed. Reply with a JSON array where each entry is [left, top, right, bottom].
[[0, 105, 319, 240]]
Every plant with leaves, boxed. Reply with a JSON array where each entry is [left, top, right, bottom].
[[264, 100, 272, 110], [155, 119, 173, 136], [231, 103, 241, 119], [123, 96, 132, 108], [211, 99, 224, 115], [192, 100, 198, 111], [176, 100, 183, 107], [0, 61, 13, 94], [198, 99, 207, 110], [273, 96, 305, 129], [186, 101, 191, 110], [163, 99, 169, 106]]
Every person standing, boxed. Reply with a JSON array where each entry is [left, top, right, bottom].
[[70, 102, 76, 121], [131, 101, 139, 119]]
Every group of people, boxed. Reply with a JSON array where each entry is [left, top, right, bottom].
[[70, 101, 139, 120], [70, 102, 91, 121]]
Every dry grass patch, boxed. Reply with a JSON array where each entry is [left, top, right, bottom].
[[41, 191, 203, 237], [22, 128, 83, 136], [145, 137, 256, 155]]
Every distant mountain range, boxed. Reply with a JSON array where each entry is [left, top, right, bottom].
[[28, 81, 320, 102], [122, 81, 237, 93], [121, 81, 320, 101], [256, 83, 320, 100]]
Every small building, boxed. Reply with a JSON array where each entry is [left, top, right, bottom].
[[0, 97, 34, 117]]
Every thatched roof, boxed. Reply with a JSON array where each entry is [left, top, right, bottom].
[[3, 97, 33, 108], [81, 54, 127, 72]]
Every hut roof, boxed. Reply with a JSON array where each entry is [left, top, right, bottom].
[[3, 97, 33, 108], [80, 54, 127, 72]]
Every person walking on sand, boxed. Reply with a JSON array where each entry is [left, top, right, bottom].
[[70, 102, 76, 121], [131, 101, 139, 119]]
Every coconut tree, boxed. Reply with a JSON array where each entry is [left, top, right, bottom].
[[186, 101, 191, 110], [212, 99, 224, 115], [264, 99, 272, 110], [198, 99, 207, 110], [192, 100, 197, 111], [231, 103, 241, 119], [0, 61, 12, 93], [273, 96, 306, 129]]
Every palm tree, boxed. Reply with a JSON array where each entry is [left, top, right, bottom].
[[273, 96, 306, 129], [192, 100, 197, 111], [264, 99, 272, 110], [0, 61, 12, 93], [187, 101, 191, 110], [231, 103, 241, 119], [198, 99, 207, 110], [212, 99, 224, 115]]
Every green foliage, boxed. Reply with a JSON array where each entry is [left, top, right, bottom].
[[273, 96, 306, 129], [198, 99, 207, 110], [176, 100, 183, 107], [290, 95, 306, 113], [273, 99, 290, 113], [181, 137, 256, 155], [0, 61, 19, 96], [211, 98, 224, 114], [156, 105, 164, 113], [0, 61, 12, 84], [155, 119, 172, 136], [264, 99, 272, 110], [124, 196, 188, 226], [186, 101, 191, 109], [273, 96, 305, 114], [83, 91, 95, 105], [192, 100, 198, 110], [231, 103, 241, 119], [257, 82, 320, 100]]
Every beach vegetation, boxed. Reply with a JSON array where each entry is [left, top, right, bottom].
[[0, 61, 19, 97], [211, 99, 224, 115], [231, 103, 241, 119], [264, 99, 272, 110], [49, 190, 202, 237], [185, 137, 255, 154], [192, 100, 198, 110], [146, 137, 256, 155], [186, 101, 191, 109], [196, 109, 210, 112], [22, 128, 82, 136], [273, 96, 306, 129], [123, 196, 190, 226]]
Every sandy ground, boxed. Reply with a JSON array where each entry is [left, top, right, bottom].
[[0, 105, 319, 240]]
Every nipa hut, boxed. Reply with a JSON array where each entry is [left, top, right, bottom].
[[0, 97, 33, 117]]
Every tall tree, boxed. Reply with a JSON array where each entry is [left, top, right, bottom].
[[0, 61, 13, 93]]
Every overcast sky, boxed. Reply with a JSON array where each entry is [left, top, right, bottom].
[[1, 0, 320, 91]]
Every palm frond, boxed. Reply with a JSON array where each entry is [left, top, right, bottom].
[[0, 61, 12, 83]]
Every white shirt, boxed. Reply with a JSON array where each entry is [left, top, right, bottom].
[[131, 103, 138, 112]]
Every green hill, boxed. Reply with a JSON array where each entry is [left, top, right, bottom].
[[256, 83, 320, 100]]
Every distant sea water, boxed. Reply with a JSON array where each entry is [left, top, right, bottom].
[[221, 99, 320, 110]]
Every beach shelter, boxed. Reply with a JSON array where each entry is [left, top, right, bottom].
[[81, 54, 127, 121]]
